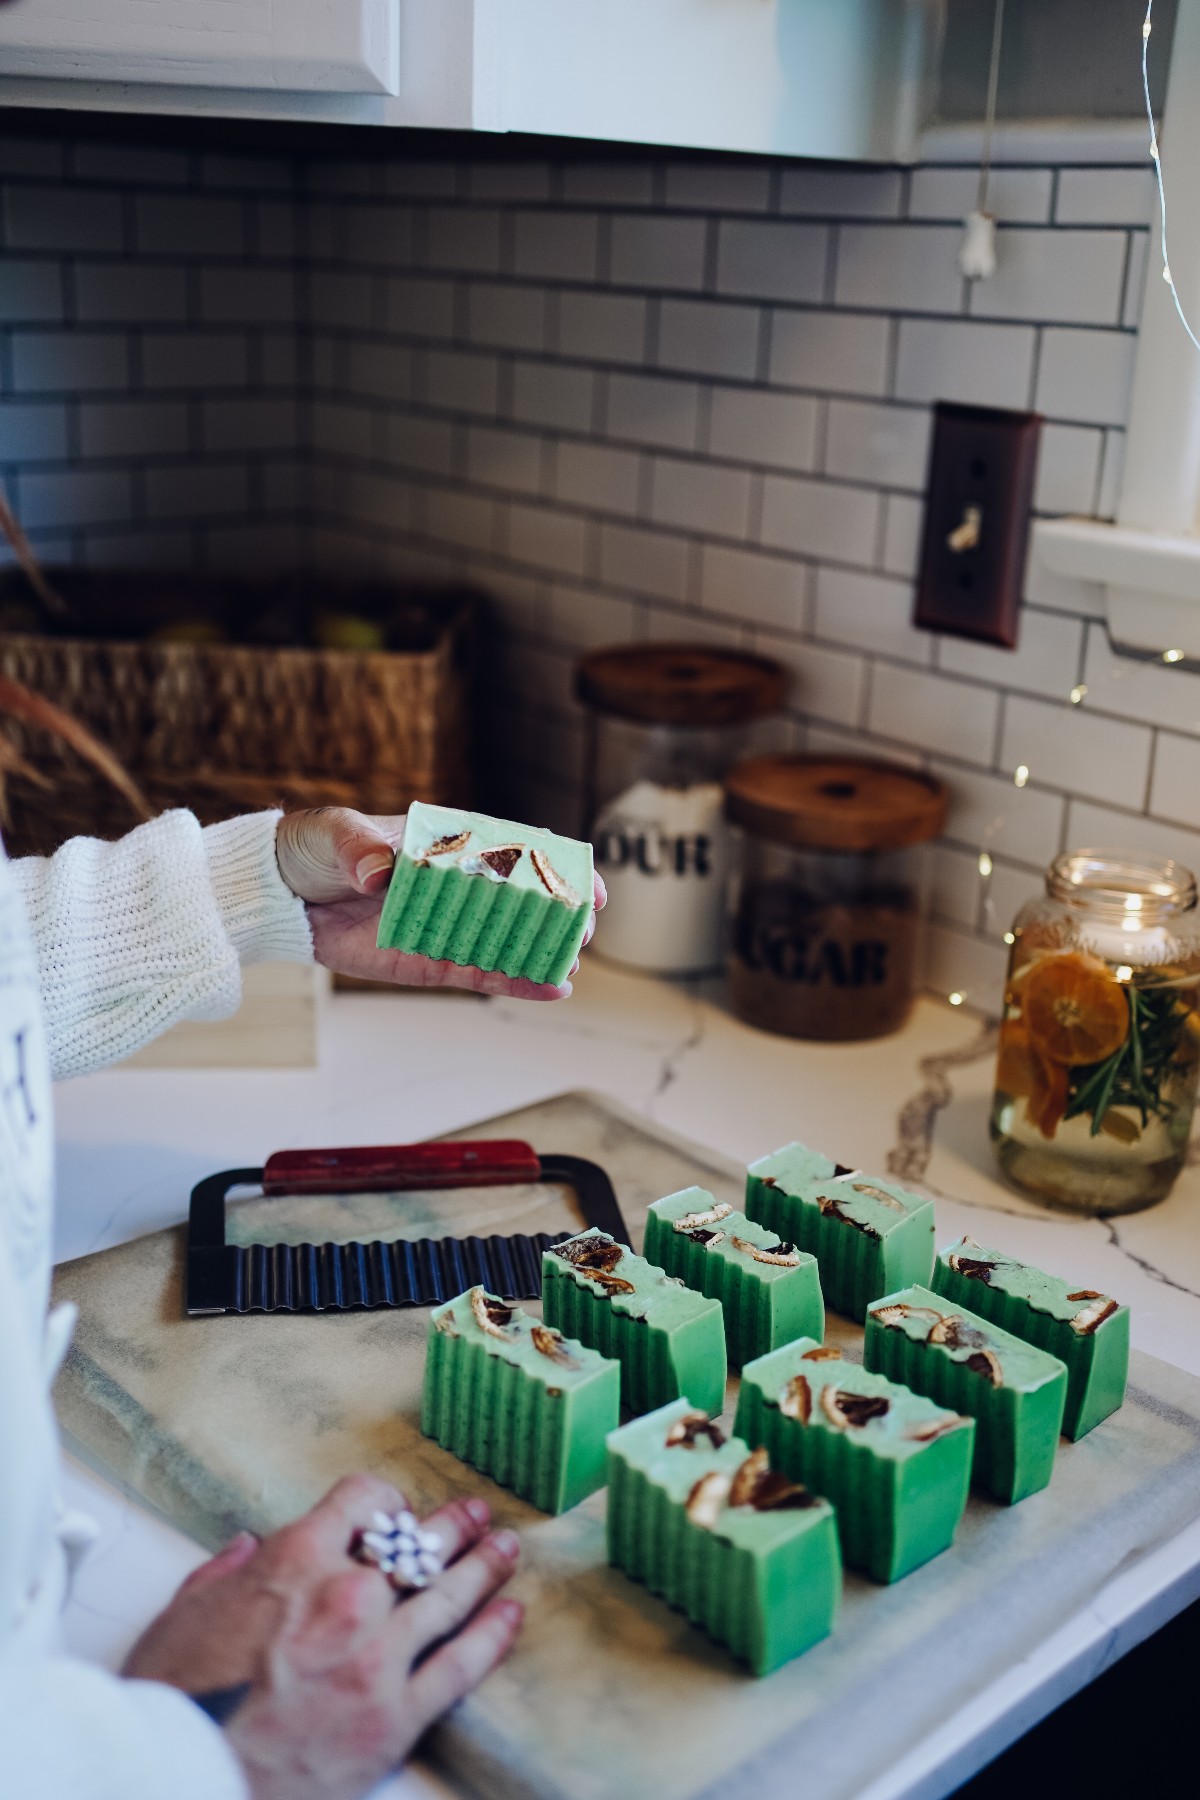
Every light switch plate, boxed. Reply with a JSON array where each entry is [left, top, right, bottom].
[[914, 401, 1042, 648]]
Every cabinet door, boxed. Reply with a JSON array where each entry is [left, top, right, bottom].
[[0, 0, 399, 95]]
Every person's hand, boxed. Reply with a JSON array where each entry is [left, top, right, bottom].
[[123, 1475, 522, 1800], [275, 806, 605, 999]]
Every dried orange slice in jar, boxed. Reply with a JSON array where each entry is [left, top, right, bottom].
[[1019, 951, 1129, 1068]]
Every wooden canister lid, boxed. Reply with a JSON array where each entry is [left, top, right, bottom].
[[575, 643, 787, 727], [724, 755, 949, 852]]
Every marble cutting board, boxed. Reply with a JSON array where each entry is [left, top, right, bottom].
[[53, 1090, 1200, 1800]]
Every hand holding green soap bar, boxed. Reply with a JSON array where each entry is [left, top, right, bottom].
[[421, 1286, 619, 1513], [735, 1338, 973, 1582], [606, 1398, 841, 1675], [865, 1284, 1067, 1504], [541, 1228, 726, 1416], [931, 1237, 1128, 1440], [745, 1142, 935, 1321], [377, 800, 594, 988], [643, 1186, 824, 1368]]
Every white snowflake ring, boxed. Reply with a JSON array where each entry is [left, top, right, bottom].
[[351, 1508, 445, 1595]]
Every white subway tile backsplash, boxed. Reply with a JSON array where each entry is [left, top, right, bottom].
[[923, 920, 1008, 1010], [979, 858, 1042, 942], [555, 440, 641, 515], [1034, 422, 1103, 514], [932, 762, 1065, 868], [1000, 694, 1151, 809], [869, 663, 1000, 763], [1082, 625, 1200, 735], [1123, 230, 1149, 330], [908, 167, 1052, 225], [557, 289, 646, 365], [779, 167, 903, 219], [1034, 328, 1135, 426], [1055, 168, 1154, 226], [424, 347, 500, 416], [0, 259, 63, 323], [4, 183, 123, 252], [80, 398, 188, 458], [11, 330, 128, 393], [1149, 732, 1200, 830], [760, 474, 880, 563], [1065, 799, 1200, 874], [937, 606, 1084, 703], [142, 330, 247, 389], [651, 455, 750, 539], [716, 219, 827, 304], [823, 400, 930, 491], [657, 297, 760, 380], [506, 500, 589, 578], [426, 207, 501, 274], [605, 371, 700, 450], [768, 308, 891, 396], [511, 358, 595, 431], [707, 385, 819, 470], [513, 209, 599, 282], [881, 494, 924, 577], [813, 565, 929, 664], [0, 400, 68, 462], [0, 133, 1175, 1005], [665, 162, 771, 212], [835, 225, 965, 314], [466, 423, 545, 496], [17, 466, 132, 529], [76, 261, 187, 324], [894, 317, 1036, 408], [136, 194, 244, 257], [464, 280, 550, 351], [609, 214, 707, 290], [599, 522, 690, 601], [699, 543, 806, 632], [967, 229, 1127, 326]]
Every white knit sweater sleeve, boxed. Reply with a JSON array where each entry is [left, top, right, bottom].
[[10, 810, 314, 1082]]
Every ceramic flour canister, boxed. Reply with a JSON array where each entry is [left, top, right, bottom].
[[991, 848, 1200, 1215], [724, 755, 948, 1040], [576, 644, 786, 976]]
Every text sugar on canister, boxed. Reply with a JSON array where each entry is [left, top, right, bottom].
[[723, 756, 948, 1041], [575, 645, 786, 975]]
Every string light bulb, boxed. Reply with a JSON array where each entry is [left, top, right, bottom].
[[1164, 647, 1185, 663], [948, 991, 965, 1007], [1069, 684, 1087, 704], [1013, 764, 1030, 788], [978, 851, 993, 877], [1143, 1, 1200, 352], [1003, 930, 1016, 945]]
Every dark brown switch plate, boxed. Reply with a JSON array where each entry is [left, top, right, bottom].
[[914, 401, 1042, 648]]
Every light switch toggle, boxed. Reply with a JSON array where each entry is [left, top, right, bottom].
[[946, 505, 982, 554]]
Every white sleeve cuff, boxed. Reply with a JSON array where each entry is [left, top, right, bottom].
[[203, 813, 314, 968]]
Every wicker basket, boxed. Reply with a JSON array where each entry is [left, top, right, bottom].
[[0, 571, 480, 858]]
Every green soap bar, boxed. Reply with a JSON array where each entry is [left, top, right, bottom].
[[606, 1398, 840, 1675], [421, 1286, 620, 1513], [376, 800, 594, 987], [541, 1229, 727, 1417], [745, 1141, 935, 1322], [931, 1237, 1129, 1440], [864, 1284, 1067, 1504], [643, 1186, 824, 1368], [735, 1337, 973, 1582]]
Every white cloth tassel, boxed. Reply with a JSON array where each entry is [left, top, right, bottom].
[[959, 210, 997, 280]]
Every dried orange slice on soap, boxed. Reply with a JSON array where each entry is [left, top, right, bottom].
[[1020, 951, 1128, 1068]]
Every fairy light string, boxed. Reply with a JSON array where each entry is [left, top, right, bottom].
[[1144, 0, 1200, 352]]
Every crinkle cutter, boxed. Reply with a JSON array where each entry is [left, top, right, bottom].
[[186, 1140, 627, 1316]]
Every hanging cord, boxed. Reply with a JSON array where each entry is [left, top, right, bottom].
[[976, 0, 1005, 216], [1144, 0, 1200, 351]]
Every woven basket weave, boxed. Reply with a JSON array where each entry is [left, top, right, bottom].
[[0, 572, 479, 858]]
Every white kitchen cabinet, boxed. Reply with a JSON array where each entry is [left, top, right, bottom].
[[0, 0, 932, 160]]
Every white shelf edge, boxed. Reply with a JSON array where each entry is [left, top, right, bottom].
[[1033, 517, 1200, 658]]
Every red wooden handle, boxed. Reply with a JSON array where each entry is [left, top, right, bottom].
[[262, 1141, 542, 1196]]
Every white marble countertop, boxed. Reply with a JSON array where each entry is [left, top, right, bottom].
[[51, 961, 1200, 1799]]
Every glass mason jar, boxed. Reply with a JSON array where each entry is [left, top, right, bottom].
[[576, 644, 786, 976], [991, 849, 1200, 1215], [724, 756, 947, 1041]]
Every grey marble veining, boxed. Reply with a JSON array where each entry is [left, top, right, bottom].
[[53, 1090, 1200, 1800]]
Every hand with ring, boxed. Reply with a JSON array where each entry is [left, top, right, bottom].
[[122, 1473, 522, 1800]]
